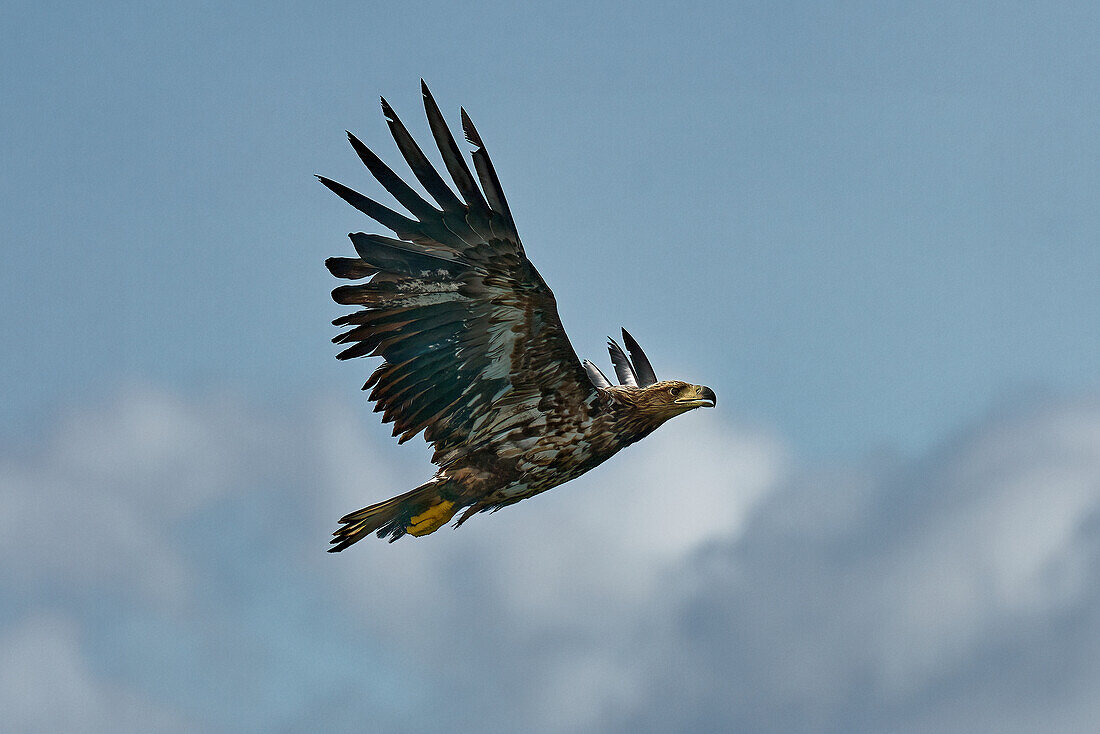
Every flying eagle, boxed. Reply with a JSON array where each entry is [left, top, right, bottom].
[[319, 83, 716, 549]]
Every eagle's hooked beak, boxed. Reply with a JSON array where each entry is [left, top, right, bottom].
[[675, 385, 717, 408]]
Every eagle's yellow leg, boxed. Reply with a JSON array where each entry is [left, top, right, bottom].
[[407, 499, 457, 537]]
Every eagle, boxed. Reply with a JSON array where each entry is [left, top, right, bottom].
[[320, 83, 716, 549]]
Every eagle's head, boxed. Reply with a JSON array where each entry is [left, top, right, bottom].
[[610, 379, 717, 418], [584, 329, 716, 423], [647, 380, 717, 411]]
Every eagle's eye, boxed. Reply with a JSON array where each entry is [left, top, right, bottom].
[[669, 386, 680, 398]]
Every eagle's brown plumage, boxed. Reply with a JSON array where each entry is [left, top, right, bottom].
[[320, 83, 715, 549]]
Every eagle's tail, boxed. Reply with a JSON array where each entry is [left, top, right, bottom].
[[328, 478, 459, 550]]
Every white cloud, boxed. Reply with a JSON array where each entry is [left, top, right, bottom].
[[614, 398, 1100, 732], [4, 388, 1100, 732]]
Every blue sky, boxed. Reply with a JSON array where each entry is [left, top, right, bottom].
[[4, 0, 1097, 457], [2, 2, 1100, 732]]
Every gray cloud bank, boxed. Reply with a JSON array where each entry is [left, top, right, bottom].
[[2, 388, 1098, 732]]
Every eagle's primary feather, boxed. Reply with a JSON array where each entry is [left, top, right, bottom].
[[320, 83, 715, 549]]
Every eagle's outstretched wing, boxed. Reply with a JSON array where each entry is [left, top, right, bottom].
[[319, 83, 597, 468]]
